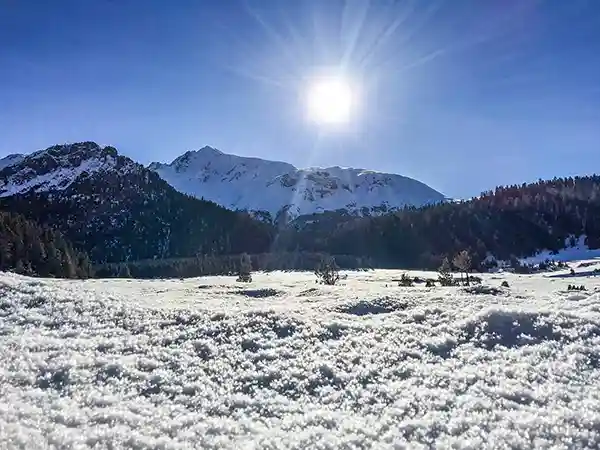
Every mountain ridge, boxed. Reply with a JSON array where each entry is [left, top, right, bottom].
[[148, 146, 446, 220], [2, 144, 445, 221]]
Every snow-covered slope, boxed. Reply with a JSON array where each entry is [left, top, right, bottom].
[[0, 142, 135, 197], [2, 268, 600, 448], [520, 235, 600, 265], [0, 153, 25, 171], [149, 146, 446, 219]]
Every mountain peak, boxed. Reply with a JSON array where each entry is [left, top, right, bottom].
[[198, 145, 223, 155], [161, 146, 223, 172]]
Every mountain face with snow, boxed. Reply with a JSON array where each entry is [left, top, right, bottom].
[[0, 143, 134, 197], [149, 147, 446, 221], [0, 142, 272, 263]]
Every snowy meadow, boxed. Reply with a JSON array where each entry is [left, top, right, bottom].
[[1, 266, 600, 449]]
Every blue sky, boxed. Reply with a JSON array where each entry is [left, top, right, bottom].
[[1, 0, 599, 198]]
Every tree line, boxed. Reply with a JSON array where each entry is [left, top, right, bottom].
[[94, 252, 372, 279]]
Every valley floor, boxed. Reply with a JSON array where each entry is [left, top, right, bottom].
[[1, 266, 600, 449]]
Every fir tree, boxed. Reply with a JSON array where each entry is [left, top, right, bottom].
[[438, 257, 454, 286]]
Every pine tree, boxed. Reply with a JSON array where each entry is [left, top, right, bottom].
[[76, 252, 92, 278], [45, 241, 63, 276], [61, 250, 77, 279], [438, 257, 454, 286]]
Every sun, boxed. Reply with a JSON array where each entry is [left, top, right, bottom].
[[306, 76, 355, 125]]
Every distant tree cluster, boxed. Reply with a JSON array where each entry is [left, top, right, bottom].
[[0, 210, 92, 278], [492, 257, 570, 274], [94, 252, 369, 279]]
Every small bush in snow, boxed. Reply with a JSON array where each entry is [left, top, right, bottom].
[[399, 273, 414, 287], [501, 281, 510, 288], [315, 256, 340, 286], [425, 279, 436, 288], [464, 285, 504, 296]]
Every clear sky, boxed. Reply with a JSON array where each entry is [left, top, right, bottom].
[[1, 0, 599, 198]]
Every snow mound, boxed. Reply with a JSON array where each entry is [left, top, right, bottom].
[[1, 270, 600, 448]]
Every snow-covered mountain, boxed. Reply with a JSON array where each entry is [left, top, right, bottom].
[[0, 142, 272, 263], [149, 146, 446, 220], [0, 142, 136, 197]]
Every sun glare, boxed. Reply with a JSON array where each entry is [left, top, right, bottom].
[[306, 77, 355, 125]]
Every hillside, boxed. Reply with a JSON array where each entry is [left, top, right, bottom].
[[281, 176, 600, 269]]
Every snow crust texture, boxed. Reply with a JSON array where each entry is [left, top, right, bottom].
[[149, 147, 445, 218], [1, 269, 600, 449]]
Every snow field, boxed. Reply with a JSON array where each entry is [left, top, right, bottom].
[[1, 268, 600, 449]]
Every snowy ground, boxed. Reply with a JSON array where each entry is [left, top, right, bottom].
[[2, 266, 600, 449]]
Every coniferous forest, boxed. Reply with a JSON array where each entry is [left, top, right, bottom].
[[278, 176, 600, 270], [0, 210, 92, 278], [2, 174, 600, 278]]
